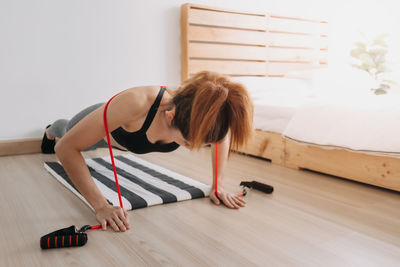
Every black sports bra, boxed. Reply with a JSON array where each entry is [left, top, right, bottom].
[[111, 87, 180, 154]]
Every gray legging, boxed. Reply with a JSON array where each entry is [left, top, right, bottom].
[[48, 103, 108, 151]]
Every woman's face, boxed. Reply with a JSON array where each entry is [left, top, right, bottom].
[[171, 127, 190, 148], [171, 127, 213, 148], [165, 107, 191, 148]]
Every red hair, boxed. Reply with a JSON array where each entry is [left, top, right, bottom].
[[171, 71, 253, 151]]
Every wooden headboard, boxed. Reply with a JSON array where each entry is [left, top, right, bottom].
[[181, 3, 328, 81]]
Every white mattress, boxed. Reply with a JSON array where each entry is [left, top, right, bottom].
[[252, 94, 311, 133], [233, 76, 313, 133], [283, 94, 400, 153], [233, 73, 400, 154]]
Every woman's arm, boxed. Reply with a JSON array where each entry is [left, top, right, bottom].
[[55, 90, 145, 231], [209, 135, 246, 209]]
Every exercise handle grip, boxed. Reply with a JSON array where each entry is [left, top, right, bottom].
[[40, 233, 88, 249], [251, 181, 274, 194], [40, 225, 88, 249], [240, 180, 274, 194]]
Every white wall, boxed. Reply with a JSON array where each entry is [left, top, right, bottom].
[[328, 0, 400, 68], [2, 0, 378, 140]]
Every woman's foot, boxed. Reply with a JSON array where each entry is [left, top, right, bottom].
[[41, 125, 56, 154]]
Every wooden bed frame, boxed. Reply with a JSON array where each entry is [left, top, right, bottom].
[[181, 3, 400, 192]]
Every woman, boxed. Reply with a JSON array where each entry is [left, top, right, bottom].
[[41, 71, 254, 232]]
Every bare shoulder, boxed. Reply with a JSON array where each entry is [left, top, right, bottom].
[[110, 86, 161, 118], [124, 85, 161, 99]]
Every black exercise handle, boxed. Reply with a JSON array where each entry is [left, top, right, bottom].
[[40, 225, 88, 249], [40, 233, 87, 249], [240, 181, 274, 194]]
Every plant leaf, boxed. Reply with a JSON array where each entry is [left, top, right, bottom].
[[359, 53, 375, 67], [369, 47, 388, 56], [374, 88, 387, 95], [383, 79, 397, 85], [354, 42, 366, 49], [373, 39, 388, 47], [352, 64, 365, 70], [350, 48, 366, 58], [377, 63, 388, 73], [375, 33, 390, 41]]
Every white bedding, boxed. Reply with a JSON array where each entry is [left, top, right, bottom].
[[234, 69, 400, 154], [284, 94, 400, 153], [252, 95, 308, 133], [233, 76, 313, 133]]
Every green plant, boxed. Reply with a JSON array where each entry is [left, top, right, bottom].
[[350, 33, 394, 95]]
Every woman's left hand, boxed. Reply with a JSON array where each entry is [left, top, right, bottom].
[[210, 187, 246, 209]]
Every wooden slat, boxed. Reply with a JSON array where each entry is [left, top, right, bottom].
[[182, 3, 328, 80], [270, 14, 323, 23], [320, 36, 329, 50], [188, 25, 267, 45], [269, 32, 319, 49], [234, 130, 285, 164], [186, 4, 266, 16], [267, 47, 319, 62], [270, 16, 322, 35], [189, 60, 267, 76], [189, 43, 267, 61], [285, 138, 400, 192], [320, 22, 329, 36], [181, 4, 190, 81], [188, 8, 267, 30], [320, 50, 328, 64], [268, 62, 318, 76]]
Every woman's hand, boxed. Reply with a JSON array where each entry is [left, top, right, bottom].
[[210, 187, 246, 209], [95, 204, 131, 232]]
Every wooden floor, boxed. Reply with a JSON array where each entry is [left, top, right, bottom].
[[0, 147, 399, 267]]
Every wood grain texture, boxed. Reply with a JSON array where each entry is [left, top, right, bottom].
[[0, 138, 41, 156], [188, 7, 267, 30], [181, 3, 327, 80], [1, 148, 399, 266], [189, 60, 267, 76], [267, 47, 319, 62], [181, 4, 190, 81], [235, 130, 284, 164], [285, 138, 400, 192], [181, 3, 269, 81], [188, 25, 267, 45], [189, 43, 267, 61], [269, 15, 324, 35]]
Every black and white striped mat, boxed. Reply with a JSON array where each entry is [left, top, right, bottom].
[[44, 154, 211, 210]]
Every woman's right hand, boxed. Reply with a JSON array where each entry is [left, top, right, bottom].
[[95, 204, 131, 232]]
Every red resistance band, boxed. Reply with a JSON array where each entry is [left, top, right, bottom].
[[101, 90, 220, 207], [92, 91, 221, 229], [215, 142, 218, 197], [103, 92, 124, 209], [91, 91, 125, 230]]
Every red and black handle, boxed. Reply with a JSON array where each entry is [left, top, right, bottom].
[[40, 225, 94, 249], [240, 180, 274, 194]]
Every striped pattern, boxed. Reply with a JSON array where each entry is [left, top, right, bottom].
[[44, 154, 211, 210]]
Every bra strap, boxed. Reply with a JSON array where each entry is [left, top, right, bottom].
[[140, 86, 166, 132]]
